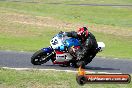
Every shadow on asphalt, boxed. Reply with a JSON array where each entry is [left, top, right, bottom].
[[85, 66, 120, 71]]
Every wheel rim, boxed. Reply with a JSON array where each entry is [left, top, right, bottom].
[[36, 53, 50, 63], [33, 55, 42, 64]]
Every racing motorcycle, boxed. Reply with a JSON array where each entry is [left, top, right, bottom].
[[31, 33, 105, 68]]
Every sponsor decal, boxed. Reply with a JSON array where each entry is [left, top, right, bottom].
[[76, 66, 131, 85]]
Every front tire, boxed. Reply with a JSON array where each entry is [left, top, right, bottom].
[[31, 50, 50, 65]]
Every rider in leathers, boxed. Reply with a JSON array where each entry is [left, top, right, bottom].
[[63, 27, 98, 62]]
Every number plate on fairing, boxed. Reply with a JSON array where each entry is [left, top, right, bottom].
[[55, 53, 72, 62]]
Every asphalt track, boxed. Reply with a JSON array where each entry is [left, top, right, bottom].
[[0, 50, 132, 74]]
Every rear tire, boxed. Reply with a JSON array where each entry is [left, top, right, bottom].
[[76, 61, 85, 69], [70, 60, 85, 69], [31, 50, 50, 65]]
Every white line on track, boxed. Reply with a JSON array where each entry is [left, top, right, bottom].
[[1, 67, 122, 74]]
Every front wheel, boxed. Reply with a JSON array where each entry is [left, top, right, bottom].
[[31, 50, 51, 65], [70, 60, 85, 69]]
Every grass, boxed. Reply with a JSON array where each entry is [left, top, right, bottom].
[[0, 1, 132, 88], [2, 0, 132, 5], [0, 68, 132, 88], [0, 1, 132, 27], [0, 25, 59, 51], [62, 0, 132, 4], [0, 1, 132, 59], [94, 32, 132, 59]]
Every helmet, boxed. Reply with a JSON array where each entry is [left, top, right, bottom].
[[77, 27, 89, 39]]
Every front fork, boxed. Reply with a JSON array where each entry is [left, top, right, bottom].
[[41, 47, 55, 62]]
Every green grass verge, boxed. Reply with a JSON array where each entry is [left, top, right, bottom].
[[0, 23, 56, 51], [0, 1, 132, 27], [0, 68, 132, 88], [2, 0, 132, 5], [94, 32, 132, 59], [0, 1, 132, 59], [61, 0, 132, 5]]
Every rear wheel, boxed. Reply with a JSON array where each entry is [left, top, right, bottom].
[[31, 50, 51, 65], [76, 61, 85, 69], [70, 54, 96, 68], [70, 60, 85, 69]]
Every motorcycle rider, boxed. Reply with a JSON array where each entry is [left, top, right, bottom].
[[62, 27, 98, 64]]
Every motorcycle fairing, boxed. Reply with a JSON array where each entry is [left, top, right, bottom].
[[55, 50, 72, 62], [65, 38, 81, 48], [41, 47, 53, 53]]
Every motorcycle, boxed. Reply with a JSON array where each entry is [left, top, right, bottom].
[[31, 33, 105, 68]]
